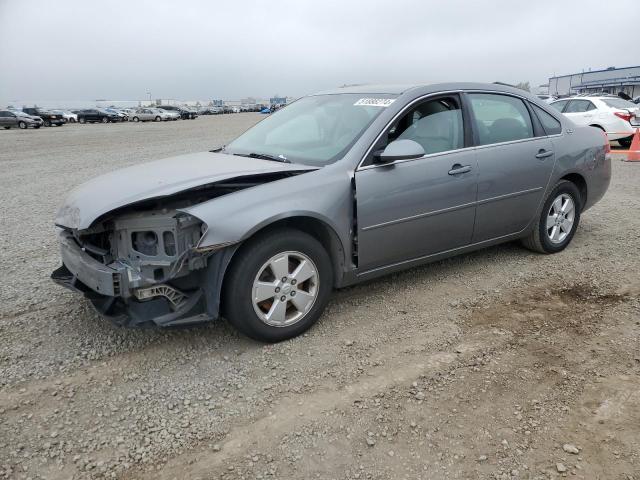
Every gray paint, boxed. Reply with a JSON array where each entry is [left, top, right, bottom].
[[53, 82, 611, 326]]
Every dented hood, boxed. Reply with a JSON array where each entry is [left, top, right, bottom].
[[56, 151, 316, 230]]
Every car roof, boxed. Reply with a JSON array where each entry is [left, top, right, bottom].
[[313, 82, 539, 98]]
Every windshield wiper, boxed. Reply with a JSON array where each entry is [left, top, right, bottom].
[[232, 152, 290, 163]]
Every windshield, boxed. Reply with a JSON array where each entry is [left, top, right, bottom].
[[225, 94, 396, 166], [601, 98, 637, 109]]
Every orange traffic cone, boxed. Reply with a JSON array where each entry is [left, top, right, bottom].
[[626, 128, 640, 162]]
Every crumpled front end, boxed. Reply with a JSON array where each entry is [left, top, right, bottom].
[[51, 209, 220, 327]]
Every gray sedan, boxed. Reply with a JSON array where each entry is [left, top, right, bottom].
[[0, 110, 43, 129], [52, 83, 611, 342]]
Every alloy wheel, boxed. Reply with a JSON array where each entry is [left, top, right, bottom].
[[252, 251, 319, 327], [546, 193, 575, 244]]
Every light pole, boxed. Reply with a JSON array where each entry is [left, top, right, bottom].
[[146, 92, 152, 106]]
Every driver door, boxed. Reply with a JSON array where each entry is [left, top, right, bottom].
[[355, 94, 478, 272]]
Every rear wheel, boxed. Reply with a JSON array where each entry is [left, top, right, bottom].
[[18, 121, 27, 129], [155, 116, 161, 122], [3, 126, 10, 129], [133, 116, 139, 122], [222, 229, 333, 342], [44, 120, 52, 127], [521, 180, 581, 254], [101, 117, 109, 123]]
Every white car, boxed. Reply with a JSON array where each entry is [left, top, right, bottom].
[[155, 108, 180, 121], [550, 96, 639, 148], [52, 110, 78, 123]]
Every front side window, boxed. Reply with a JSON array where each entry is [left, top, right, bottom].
[[226, 94, 395, 166], [531, 104, 562, 135], [468, 93, 533, 145], [550, 100, 569, 112], [391, 96, 464, 155]]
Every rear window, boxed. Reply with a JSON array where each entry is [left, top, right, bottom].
[[601, 98, 636, 109], [550, 100, 568, 112]]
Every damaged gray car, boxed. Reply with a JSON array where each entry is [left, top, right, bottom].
[[52, 83, 611, 342]]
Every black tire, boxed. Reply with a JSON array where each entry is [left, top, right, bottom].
[[44, 120, 52, 127], [79, 117, 86, 124], [133, 116, 139, 122], [34, 125, 40, 129], [69, 118, 76, 123], [618, 136, 633, 149], [101, 117, 109, 123], [155, 116, 161, 122], [521, 180, 582, 254], [222, 228, 334, 342], [3, 126, 10, 129], [18, 121, 27, 129]]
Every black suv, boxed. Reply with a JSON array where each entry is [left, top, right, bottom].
[[22, 107, 65, 127], [157, 105, 198, 120], [76, 109, 122, 124]]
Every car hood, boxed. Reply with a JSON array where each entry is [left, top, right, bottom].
[[56, 151, 317, 230]]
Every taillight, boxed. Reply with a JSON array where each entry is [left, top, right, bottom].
[[614, 111, 632, 122]]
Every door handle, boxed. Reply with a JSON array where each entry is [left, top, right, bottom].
[[535, 150, 554, 159], [448, 164, 472, 175]]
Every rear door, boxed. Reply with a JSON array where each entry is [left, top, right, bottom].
[[467, 92, 556, 242], [562, 100, 593, 126]]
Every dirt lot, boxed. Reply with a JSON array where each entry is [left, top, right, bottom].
[[0, 116, 639, 480]]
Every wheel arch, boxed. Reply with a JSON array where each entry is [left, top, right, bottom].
[[560, 172, 587, 209], [589, 124, 605, 131], [203, 215, 347, 322]]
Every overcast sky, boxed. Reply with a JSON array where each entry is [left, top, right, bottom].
[[0, 0, 637, 103]]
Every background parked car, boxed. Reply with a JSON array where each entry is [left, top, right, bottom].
[[104, 108, 129, 121], [157, 105, 198, 119], [0, 110, 43, 129], [536, 94, 556, 104], [131, 108, 163, 122], [156, 108, 180, 121], [76, 109, 122, 124], [550, 96, 640, 148], [51, 110, 78, 123], [22, 107, 65, 127]]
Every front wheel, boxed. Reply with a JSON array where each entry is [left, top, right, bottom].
[[133, 116, 139, 122], [79, 117, 86, 124], [44, 120, 52, 127], [521, 180, 581, 254], [101, 117, 109, 123], [155, 116, 161, 122], [222, 229, 333, 342], [18, 121, 27, 129]]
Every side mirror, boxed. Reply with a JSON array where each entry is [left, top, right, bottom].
[[374, 139, 425, 163]]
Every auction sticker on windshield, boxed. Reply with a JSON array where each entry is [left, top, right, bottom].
[[354, 98, 396, 107]]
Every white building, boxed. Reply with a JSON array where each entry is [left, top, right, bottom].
[[549, 65, 640, 97]]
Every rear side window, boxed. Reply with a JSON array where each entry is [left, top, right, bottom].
[[531, 104, 562, 135], [468, 93, 533, 145]]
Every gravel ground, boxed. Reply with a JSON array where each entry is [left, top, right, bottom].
[[0, 116, 639, 480]]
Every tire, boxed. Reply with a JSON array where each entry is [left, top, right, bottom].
[[618, 137, 633, 149], [222, 228, 333, 342], [101, 117, 109, 123], [79, 117, 86, 124], [133, 116, 139, 122], [155, 116, 161, 122], [3, 126, 10, 129], [69, 118, 76, 123], [44, 120, 52, 127], [18, 121, 27, 129], [521, 180, 582, 254], [34, 125, 40, 129]]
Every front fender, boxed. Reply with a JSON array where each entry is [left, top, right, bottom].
[[180, 167, 354, 260]]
